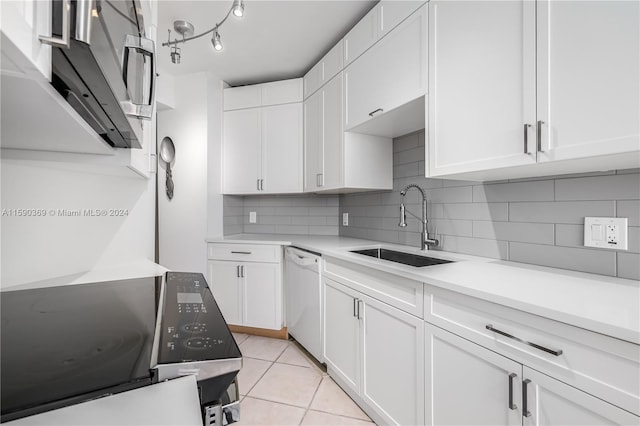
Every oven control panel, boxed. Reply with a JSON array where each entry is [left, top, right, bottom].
[[157, 272, 241, 364]]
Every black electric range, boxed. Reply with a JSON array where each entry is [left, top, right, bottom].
[[1, 272, 242, 423]]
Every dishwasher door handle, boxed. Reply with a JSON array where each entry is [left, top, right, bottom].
[[285, 249, 318, 266]]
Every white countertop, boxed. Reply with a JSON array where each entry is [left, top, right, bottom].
[[209, 234, 640, 344]]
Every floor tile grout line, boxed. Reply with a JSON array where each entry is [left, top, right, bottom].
[[241, 359, 275, 397], [300, 373, 325, 425]]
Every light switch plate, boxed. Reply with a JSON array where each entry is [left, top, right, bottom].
[[342, 213, 349, 226], [584, 217, 627, 250], [249, 211, 257, 223]]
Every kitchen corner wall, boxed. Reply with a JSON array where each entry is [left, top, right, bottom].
[[223, 195, 340, 236], [158, 72, 224, 278], [339, 130, 640, 280]]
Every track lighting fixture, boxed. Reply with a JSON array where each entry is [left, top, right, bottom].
[[232, 0, 244, 17], [162, 0, 245, 64], [212, 30, 223, 51]]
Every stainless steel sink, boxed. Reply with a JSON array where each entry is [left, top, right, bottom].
[[350, 248, 453, 267]]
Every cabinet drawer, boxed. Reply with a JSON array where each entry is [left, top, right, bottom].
[[424, 285, 640, 416], [208, 243, 282, 263], [324, 258, 423, 318]]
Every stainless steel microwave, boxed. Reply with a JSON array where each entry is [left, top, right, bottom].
[[46, 0, 156, 149]]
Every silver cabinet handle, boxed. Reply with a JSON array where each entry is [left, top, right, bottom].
[[257, 179, 260, 190], [40, 0, 71, 48], [368, 108, 384, 117], [121, 35, 156, 119], [486, 324, 563, 356], [357, 299, 362, 320], [260, 179, 264, 191], [523, 124, 532, 154], [241, 265, 245, 278], [536, 120, 545, 152], [508, 373, 517, 410], [316, 173, 324, 187], [236, 265, 240, 278], [231, 251, 252, 255], [353, 298, 358, 318], [522, 379, 532, 417]]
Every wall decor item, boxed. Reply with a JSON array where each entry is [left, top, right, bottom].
[[160, 137, 176, 200]]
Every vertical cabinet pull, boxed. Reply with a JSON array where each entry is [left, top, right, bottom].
[[508, 373, 517, 410], [260, 179, 264, 191], [357, 300, 362, 320], [316, 173, 324, 187], [236, 265, 240, 278], [257, 179, 260, 190], [241, 265, 245, 277], [523, 124, 532, 154], [353, 298, 358, 317], [536, 120, 545, 152], [522, 379, 532, 418]]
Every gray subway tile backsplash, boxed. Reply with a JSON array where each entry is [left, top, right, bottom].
[[338, 129, 639, 279], [223, 129, 639, 279]]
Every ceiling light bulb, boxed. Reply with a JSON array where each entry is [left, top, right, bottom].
[[212, 31, 223, 51], [232, 0, 244, 17]]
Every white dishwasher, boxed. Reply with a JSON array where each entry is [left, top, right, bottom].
[[284, 247, 323, 363]]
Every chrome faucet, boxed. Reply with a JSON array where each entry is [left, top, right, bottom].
[[398, 184, 439, 250]]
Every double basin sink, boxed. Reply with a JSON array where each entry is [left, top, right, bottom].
[[350, 248, 453, 268]]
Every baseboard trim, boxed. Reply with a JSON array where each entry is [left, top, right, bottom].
[[229, 325, 288, 340]]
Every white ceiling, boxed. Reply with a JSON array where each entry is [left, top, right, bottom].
[[157, 0, 378, 86]]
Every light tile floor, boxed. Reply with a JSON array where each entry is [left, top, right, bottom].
[[233, 333, 376, 426]]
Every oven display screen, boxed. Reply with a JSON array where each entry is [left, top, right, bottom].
[[177, 292, 203, 304]]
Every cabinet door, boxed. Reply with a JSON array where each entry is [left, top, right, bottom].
[[378, 0, 425, 38], [425, 323, 523, 426], [323, 278, 361, 394], [223, 108, 261, 194], [322, 73, 344, 190], [361, 293, 425, 426], [344, 5, 378, 66], [428, 0, 537, 177], [0, 0, 51, 79], [522, 367, 639, 426], [243, 262, 282, 330], [536, 1, 640, 162], [304, 90, 323, 191], [262, 103, 303, 193], [208, 261, 242, 326], [344, 5, 427, 131]]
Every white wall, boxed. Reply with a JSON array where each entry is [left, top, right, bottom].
[[157, 72, 223, 277], [0, 160, 155, 288]]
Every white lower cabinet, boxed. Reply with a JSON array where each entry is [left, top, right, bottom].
[[323, 277, 425, 425], [522, 367, 639, 426], [426, 323, 638, 426], [207, 243, 283, 331], [426, 323, 523, 426]]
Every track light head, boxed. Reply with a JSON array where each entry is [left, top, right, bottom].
[[212, 30, 223, 51], [232, 0, 244, 17]]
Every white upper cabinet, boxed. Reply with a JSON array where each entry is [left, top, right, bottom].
[[1, 0, 52, 80], [223, 108, 262, 194], [344, 1, 426, 66], [427, 0, 640, 181], [304, 72, 393, 193], [223, 79, 303, 195], [304, 40, 344, 99], [536, 0, 640, 163], [261, 103, 303, 193], [224, 79, 302, 111], [343, 6, 379, 66], [344, 4, 427, 134], [378, 0, 425, 38], [428, 0, 537, 176]]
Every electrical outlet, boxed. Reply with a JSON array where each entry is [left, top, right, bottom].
[[584, 217, 627, 250], [342, 213, 349, 226], [249, 211, 257, 223]]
